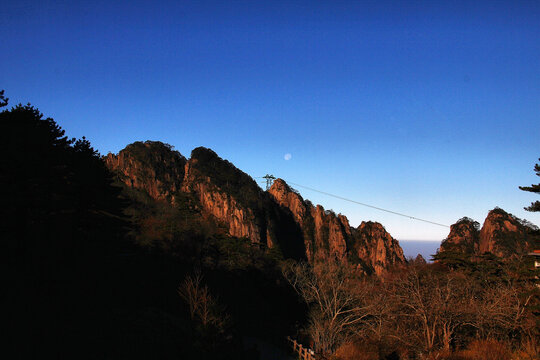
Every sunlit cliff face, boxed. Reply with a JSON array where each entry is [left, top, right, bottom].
[[106, 142, 407, 274], [105, 141, 186, 202], [181, 160, 263, 244], [438, 208, 538, 259], [440, 218, 480, 254], [478, 209, 531, 257], [269, 179, 406, 274]]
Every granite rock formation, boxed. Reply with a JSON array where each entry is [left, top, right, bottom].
[[438, 208, 538, 259], [438, 217, 480, 254], [269, 179, 405, 274], [105, 141, 186, 202], [106, 141, 406, 273]]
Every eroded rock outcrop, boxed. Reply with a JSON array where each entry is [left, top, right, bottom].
[[439, 217, 480, 254], [269, 179, 406, 274], [106, 143, 406, 272], [478, 208, 534, 257], [413, 254, 427, 264], [107, 144, 305, 259], [105, 141, 186, 201], [353, 221, 405, 275], [181, 147, 265, 245], [268, 179, 307, 225], [438, 208, 538, 259]]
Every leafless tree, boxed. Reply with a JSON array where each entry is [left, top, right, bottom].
[[386, 265, 475, 353], [282, 260, 373, 356], [284, 258, 538, 358], [178, 272, 229, 331], [382, 263, 538, 356], [361, 280, 394, 344], [469, 281, 536, 341]]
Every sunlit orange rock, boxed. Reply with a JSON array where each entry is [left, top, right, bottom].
[[269, 178, 405, 274], [438, 208, 538, 259], [106, 143, 407, 272]]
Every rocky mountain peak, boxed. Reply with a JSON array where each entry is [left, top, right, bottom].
[[478, 208, 531, 257], [437, 208, 538, 259], [353, 221, 405, 275], [190, 146, 220, 164], [439, 217, 480, 254], [105, 141, 186, 201], [269, 179, 307, 224], [106, 143, 407, 273], [413, 254, 427, 264], [269, 179, 405, 273]]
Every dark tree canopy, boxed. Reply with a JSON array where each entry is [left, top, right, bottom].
[[0, 89, 8, 107], [2, 95, 302, 359], [1, 97, 130, 358], [519, 158, 540, 212], [0, 102, 125, 242]]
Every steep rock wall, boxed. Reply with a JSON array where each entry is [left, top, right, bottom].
[[106, 144, 306, 259], [105, 141, 186, 202], [439, 217, 480, 254], [478, 208, 532, 257], [181, 158, 263, 244], [353, 221, 405, 275], [269, 179, 406, 273], [106, 143, 406, 270], [437, 208, 538, 259]]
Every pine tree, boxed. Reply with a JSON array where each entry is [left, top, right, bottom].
[[0, 89, 8, 107], [519, 158, 540, 212]]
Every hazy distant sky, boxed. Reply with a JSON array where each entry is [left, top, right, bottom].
[[2, 0, 539, 240]]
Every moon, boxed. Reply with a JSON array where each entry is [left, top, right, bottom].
[[284, 153, 292, 161]]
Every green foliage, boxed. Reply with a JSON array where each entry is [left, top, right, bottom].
[[0, 101, 126, 241], [432, 249, 538, 289], [118, 175, 284, 271], [2, 93, 294, 359], [456, 217, 480, 230], [0, 89, 8, 107], [470, 253, 506, 283], [432, 251, 474, 271], [124, 140, 179, 158], [119, 186, 208, 255], [123, 141, 185, 171], [2, 97, 134, 357], [267, 244, 285, 262], [519, 158, 540, 212], [1, 102, 126, 248], [200, 235, 279, 271]]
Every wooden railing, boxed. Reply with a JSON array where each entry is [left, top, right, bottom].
[[287, 336, 316, 360]]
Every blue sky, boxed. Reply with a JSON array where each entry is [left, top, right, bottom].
[[2, 0, 539, 240]]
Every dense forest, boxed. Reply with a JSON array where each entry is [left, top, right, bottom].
[[3, 93, 539, 360], [2, 93, 305, 359]]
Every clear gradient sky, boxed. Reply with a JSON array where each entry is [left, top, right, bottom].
[[2, 0, 539, 240]]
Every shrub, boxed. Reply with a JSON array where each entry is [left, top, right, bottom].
[[333, 342, 378, 360], [459, 339, 512, 360], [425, 349, 467, 360]]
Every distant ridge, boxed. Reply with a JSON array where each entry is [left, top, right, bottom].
[[435, 208, 539, 260]]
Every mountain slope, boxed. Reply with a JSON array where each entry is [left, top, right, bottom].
[[269, 179, 405, 274], [437, 208, 539, 259], [106, 141, 406, 273]]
